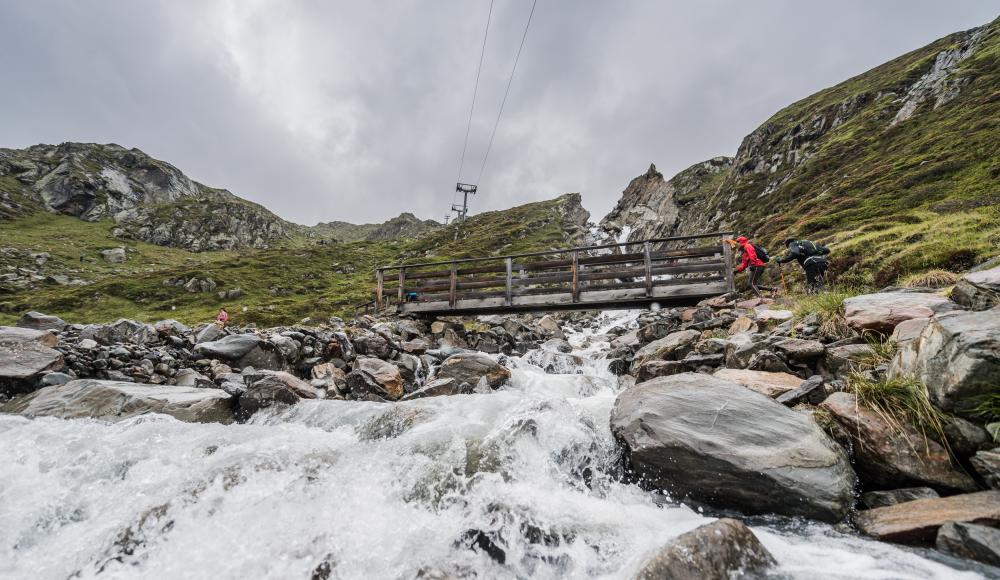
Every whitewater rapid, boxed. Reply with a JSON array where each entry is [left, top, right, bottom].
[[0, 311, 989, 579]]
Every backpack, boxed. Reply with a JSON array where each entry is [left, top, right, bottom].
[[797, 240, 829, 257], [753, 244, 770, 263]]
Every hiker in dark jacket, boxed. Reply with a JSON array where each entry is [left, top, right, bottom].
[[733, 236, 772, 297], [778, 238, 830, 292]]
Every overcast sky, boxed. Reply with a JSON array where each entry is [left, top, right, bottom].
[[0, 1, 996, 225]]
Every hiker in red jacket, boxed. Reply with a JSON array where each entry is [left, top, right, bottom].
[[733, 236, 772, 297]]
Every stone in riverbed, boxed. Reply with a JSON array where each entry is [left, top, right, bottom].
[[821, 392, 976, 493], [611, 373, 855, 522], [713, 368, 803, 398], [16, 311, 68, 331], [400, 378, 471, 400], [635, 359, 686, 382], [435, 352, 510, 390], [634, 518, 775, 580], [843, 291, 958, 333], [247, 371, 318, 399], [861, 487, 939, 509], [2, 379, 233, 423], [239, 381, 300, 415], [631, 330, 701, 371], [853, 490, 1000, 543], [935, 522, 1000, 567], [351, 358, 404, 400], [888, 309, 1000, 417], [0, 327, 64, 393]]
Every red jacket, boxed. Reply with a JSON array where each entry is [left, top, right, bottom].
[[735, 238, 764, 272]]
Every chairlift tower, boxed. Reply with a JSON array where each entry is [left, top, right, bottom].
[[452, 183, 477, 222]]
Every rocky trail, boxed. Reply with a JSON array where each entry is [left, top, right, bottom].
[[1, 264, 999, 578]]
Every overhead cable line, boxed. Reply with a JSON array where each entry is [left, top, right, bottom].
[[477, 0, 538, 185], [454, 0, 495, 198]]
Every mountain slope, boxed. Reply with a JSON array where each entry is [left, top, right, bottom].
[[0, 143, 295, 251], [310, 213, 441, 242], [603, 17, 1000, 285]]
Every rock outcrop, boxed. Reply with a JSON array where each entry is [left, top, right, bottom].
[[3, 379, 234, 423], [611, 373, 855, 522]]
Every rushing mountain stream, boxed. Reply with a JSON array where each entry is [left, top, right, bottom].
[[0, 311, 989, 579]]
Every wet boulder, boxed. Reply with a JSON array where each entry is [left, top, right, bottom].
[[239, 380, 300, 415], [951, 265, 1000, 311], [435, 352, 510, 390], [611, 373, 855, 522], [0, 327, 64, 394], [861, 487, 939, 509], [16, 311, 68, 331], [2, 379, 233, 423], [854, 490, 1000, 543], [634, 518, 775, 580], [888, 309, 1000, 417], [843, 291, 958, 333], [347, 357, 405, 400], [820, 392, 976, 493], [247, 371, 318, 399], [631, 330, 700, 372], [935, 522, 1000, 567], [193, 334, 284, 371], [400, 378, 472, 400]]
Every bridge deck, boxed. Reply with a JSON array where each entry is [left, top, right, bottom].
[[374, 232, 736, 316]]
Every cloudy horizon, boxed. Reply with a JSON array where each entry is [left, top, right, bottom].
[[0, 1, 996, 226]]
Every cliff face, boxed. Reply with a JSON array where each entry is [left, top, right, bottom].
[[0, 143, 293, 251], [602, 18, 1000, 284]]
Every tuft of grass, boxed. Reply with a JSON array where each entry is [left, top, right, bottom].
[[900, 269, 960, 289], [846, 372, 950, 455], [791, 287, 862, 337], [858, 330, 898, 368], [970, 393, 1000, 425]]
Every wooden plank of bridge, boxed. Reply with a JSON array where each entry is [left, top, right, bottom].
[[643, 241, 653, 297], [722, 239, 735, 293], [505, 257, 513, 306], [375, 269, 384, 315], [449, 262, 457, 307]]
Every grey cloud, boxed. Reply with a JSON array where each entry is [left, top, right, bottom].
[[0, 0, 996, 225]]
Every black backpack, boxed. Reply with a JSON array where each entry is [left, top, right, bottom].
[[797, 240, 829, 257], [753, 244, 770, 263]]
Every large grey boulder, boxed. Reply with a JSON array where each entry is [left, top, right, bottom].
[[81, 319, 156, 345], [821, 392, 976, 493], [16, 311, 68, 331], [350, 358, 404, 400], [400, 378, 471, 400], [0, 327, 64, 394], [843, 291, 959, 333], [611, 373, 855, 522], [935, 522, 1000, 567], [889, 309, 1000, 417], [951, 265, 1000, 311], [194, 334, 285, 370], [435, 352, 510, 390], [634, 518, 775, 580], [2, 380, 233, 423]]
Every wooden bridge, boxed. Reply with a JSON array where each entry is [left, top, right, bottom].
[[374, 232, 736, 316]]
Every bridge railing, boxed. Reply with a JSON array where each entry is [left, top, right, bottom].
[[374, 232, 735, 314]]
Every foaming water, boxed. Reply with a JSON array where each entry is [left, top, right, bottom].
[[0, 311, 989, 579]]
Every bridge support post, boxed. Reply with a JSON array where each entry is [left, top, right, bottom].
[[571, 251, 580, 302], [722, 238, 736, 293], [643, 241, 653, 297], [398, 268, 406, 305], [375, 269, 384, 315], [505, 257, 513, 307], [449, 262, 458, 308]]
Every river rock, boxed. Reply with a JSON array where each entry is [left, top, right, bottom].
[[935, 522, 1000, 567], [713, 368, 803, 398], [174, 368, 212, 388], [635, 360, 686, 382], [755, 308, 794, 323], [951, 265, 1000, 311], [943, 416, 992, 459], [239, 380, 300, 415], [350, 358, 405, 400], [81, 319, 156, 345], [853, 490, 1000, 543], [16, 311, 68, 331], [843, 292, 958, 333], [611, 373, 855, 522], [728, 316, 757, 335], [723, 333, 765, 369], [888, 309, 1000, 417], [2, 380, 233, 423], [631, 330, 701, 371], [154, 319, 191, 337], [435, 352, 510, 390], [195, 323, 224, 344], [400, 378, 472, 400], [248, 371, 318, 399], [776, 375, 827, 406], [0, 327, 64, 393], [820, 392, 976, 493], [861, 487, 939, 508], [194, 334, 261, 359], [972, 448, 1000, 489], [634, 518, 775, 580], [890, 317, 929, 348]]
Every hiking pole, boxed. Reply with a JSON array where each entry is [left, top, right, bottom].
[[779, 263, 789, 295]]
